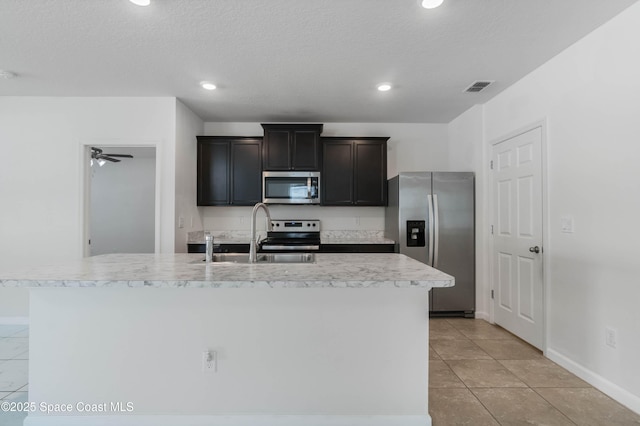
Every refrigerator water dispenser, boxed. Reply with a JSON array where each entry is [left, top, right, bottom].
[[406, 220, 425, 247]]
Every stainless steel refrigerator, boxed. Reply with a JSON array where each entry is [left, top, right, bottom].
[[385, 172, 475, 317]]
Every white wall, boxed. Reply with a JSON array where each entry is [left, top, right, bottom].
[[175, 100, 205, 252], [447, 105, 487, 319], [448, 106, 483, 172], [202, 122, 449, 233], [90, 147, 156, 255], [0, 97, 177, 319], [458, 2, 640, 412]]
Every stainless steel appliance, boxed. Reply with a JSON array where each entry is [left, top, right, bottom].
[[260, 220, 321, 251], [385, 172, 475, 316], [263, 171, 320, 204]]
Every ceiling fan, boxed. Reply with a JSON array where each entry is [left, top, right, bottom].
[[91, 147, 133, 166]]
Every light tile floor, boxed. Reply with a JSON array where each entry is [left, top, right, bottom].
[[1, 321, 639, 425], [0, 325, 29, 426], [429, 318, 640, 425]]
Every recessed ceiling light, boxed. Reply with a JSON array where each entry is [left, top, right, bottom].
[[420, 0, 444, 9], [0, 70, 17, 79], [201, 82, 217, 91], [377, 83, 392, 92], [129, 0, 151, 6]]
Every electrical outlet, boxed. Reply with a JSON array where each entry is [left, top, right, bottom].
[[202, 350, 217, 372], [178, 216, 185, 229], [605, 327, 617, 348]]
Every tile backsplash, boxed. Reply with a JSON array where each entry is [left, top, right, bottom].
[[187, 229, 386, 244], [200, 205, 385, 233]]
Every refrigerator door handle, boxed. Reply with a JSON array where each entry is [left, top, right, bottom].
[[427, 194, 435, 266], [433, 194, 440, 268]]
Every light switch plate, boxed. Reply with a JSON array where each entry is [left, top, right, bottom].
[[560, 216, 574, 233]]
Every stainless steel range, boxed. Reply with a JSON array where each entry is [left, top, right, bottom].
[[260, 220, 320, 252]]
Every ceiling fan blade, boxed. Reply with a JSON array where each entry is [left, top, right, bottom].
[[103, 154, 134, 158], [102, 156, 120, 162]]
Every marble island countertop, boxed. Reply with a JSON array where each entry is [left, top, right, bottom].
[[0, 253, 453, 289]]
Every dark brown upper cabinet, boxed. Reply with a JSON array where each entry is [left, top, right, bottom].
[[321, 137, 388, 206], [261, 124, 323, 171], [197, 136, 262, 206]]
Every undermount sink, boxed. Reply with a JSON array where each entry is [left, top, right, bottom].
[[192, 253, 315, 264]]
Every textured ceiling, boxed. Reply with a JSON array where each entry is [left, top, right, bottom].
[[0, 0, 637, 123]]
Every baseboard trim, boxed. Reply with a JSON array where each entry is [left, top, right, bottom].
[[24, 415, 431, 426], [547, 348, 640, 415], [474, 311, 489, 321], [0, 316, 29, 325]]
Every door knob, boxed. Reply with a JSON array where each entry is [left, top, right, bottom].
[[529, 246, 540, 254]]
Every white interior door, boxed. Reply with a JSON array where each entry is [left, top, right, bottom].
[[492, 127, 544, 349]]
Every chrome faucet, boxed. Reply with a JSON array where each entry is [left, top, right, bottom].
[[249, 202, 272, 263], [205, 234, 214, 263]]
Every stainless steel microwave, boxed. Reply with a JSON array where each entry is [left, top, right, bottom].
[[263, 171, 320, 204]]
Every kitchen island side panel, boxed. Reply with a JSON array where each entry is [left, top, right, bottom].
[[28, 287, 429, 421]]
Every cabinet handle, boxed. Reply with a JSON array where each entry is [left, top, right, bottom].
[[433, 194, 440, 268], [427, 195, 434, 266]]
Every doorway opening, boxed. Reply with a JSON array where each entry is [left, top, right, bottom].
[[86, 146, 156, 256]]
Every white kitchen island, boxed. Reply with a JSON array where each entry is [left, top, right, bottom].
[[1, 253, 453, 426]]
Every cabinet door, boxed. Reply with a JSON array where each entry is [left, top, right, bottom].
[[354, 139, 387, 206], [263, 129, 290, 170], [322, 140, 354, 205], [197, 140, 230, 205], [262, 124, 323, 171], [292, 130, 320, 170], [231, 139, 262, 205]]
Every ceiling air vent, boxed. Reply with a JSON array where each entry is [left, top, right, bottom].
[[464, 80, 494, 93]]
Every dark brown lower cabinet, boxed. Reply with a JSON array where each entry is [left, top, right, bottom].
[[188, 244, 393, 254], [187, 243, 249, 253], [321, 137, 388, 206], [197, 137, 262, 206], [319, 244, 394, 253]]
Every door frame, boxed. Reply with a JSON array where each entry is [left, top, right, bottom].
[[80, 141, 161, 258], [487, 120, 549, 353]]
